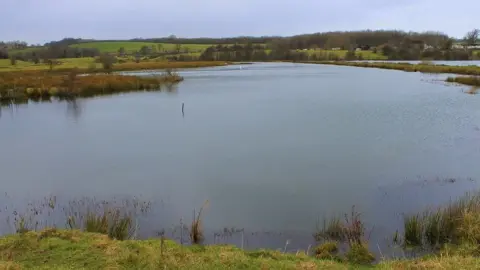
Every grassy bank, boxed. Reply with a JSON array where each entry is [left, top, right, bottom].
[[1, 192, 480, 269], [110, 61, 227, 72], [446, 76, 480, 87], [309, 61, 480, 76], [0, 59, 228, 73], [0, 229, 478, 269], [0, 70, 182, 103]]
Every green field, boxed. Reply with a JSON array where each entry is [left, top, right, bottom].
[[8, 41, 390, 60], [0, 57, 101, 72], [70, 41, 214, 53], [7, 42, 216, 54]]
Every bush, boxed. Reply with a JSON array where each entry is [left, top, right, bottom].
[[345, 243, 375, 265], [315, 242, 341, 261], [98, 54, 116, 72]]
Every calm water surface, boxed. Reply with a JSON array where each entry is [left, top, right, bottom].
[[1, 63, 480, 251]]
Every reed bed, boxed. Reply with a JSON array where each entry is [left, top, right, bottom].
[[310, 61, 480, 76], [402, 192, 480, 249], [314, 207, 375, 265], [0, 70, 183, 103], [446, 76, 480, 87]]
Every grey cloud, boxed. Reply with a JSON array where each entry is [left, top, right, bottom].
[[2, 0, 479, 44]]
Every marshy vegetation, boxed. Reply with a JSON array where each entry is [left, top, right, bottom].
[[0, 53, 229, 104], [401, 192, 480, 250], [446, 76, 480, 88], [312, 191, 480, 265], [310, 61, 480, 76], [2, 191, 480, 268], [0, 69, 183, 104], [314, 207, 375, 265]]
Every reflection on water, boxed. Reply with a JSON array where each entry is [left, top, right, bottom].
[[66, 100, 83, 121], [0, 102, 27, 119], [162, 82, 179, 93], [466, 86, 479, 95]]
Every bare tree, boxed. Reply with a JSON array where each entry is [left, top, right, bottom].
[[118, 47, 126, 57], [135, 52, 141, 63], [9, 55, 16, 66], [464, 29, 479, 47]]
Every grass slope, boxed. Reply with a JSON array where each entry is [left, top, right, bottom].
[[69, 42, 213, 53], [0, 229, 350, 270], [0, 58, 99, 72], [0, 229, 478, 269]]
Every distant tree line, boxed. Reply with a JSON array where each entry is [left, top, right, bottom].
[[0, 41, 28, 50], [43, 38, 95, 47], [131, 35, 277, 45], [2, 29, 479, 63], [274, 30, 450, 50], [38, 30, 455, 49]]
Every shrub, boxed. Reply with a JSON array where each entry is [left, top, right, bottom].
[[404, 214, 423, 247], [315, 241, 341, 261], [345, 243, 375, 265]]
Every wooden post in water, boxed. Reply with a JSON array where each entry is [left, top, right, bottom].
[[182, 102, 185, 117]]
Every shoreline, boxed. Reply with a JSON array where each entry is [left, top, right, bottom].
[[301, 61, 480, 87], [0, 61, 230, 104], [0, 61, 229, 74], [2, 229, 475, 269], [0, 71, 184, 104], [301, 61, 480, 76], [0, 191, 479, 268]]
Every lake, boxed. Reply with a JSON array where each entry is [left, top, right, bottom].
[[1, 63, 479, 252]]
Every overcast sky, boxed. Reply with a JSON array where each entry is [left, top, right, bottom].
[[2, 0, 479, 44]]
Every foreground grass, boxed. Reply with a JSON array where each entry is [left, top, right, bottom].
[[0, 229, 479, 269], [0, 229, 350, 270], [310, 61, 480, 76], [2, 193, 480, 269]]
